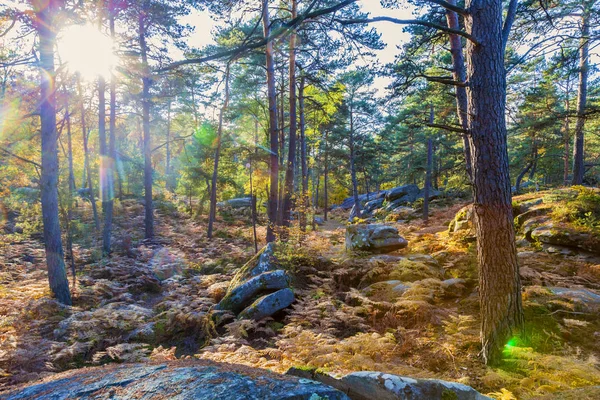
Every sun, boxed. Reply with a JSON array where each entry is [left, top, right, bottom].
[[57, 24, 117, 80]]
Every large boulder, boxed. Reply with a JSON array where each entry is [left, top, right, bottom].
[[215, 270, 290, 313], [346, 224, 408, 254], [448, 205, 474, 235], [1, 361, 350, 400], [386, 184, 420, 202], [214, 244, 295, 321], [217, 197, 253, 209], [530, 223, 600, 254], [238, 288, 295, 320]]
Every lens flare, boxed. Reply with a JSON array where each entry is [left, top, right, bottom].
[[57, 24, 117, 80]]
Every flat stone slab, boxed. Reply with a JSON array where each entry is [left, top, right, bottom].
[[1, 361, 350, 400]]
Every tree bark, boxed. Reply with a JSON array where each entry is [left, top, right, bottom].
[[98, 76, 107, 215], [139, 12, 153, 239], [282, 0, 298, 230], [465, 0, 523, 365], [207, 65, 230, 239], [37, 0, 72, 305], [571, 8, 589, 185]]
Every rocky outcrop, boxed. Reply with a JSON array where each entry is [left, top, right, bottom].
[[333, 185, 444, 219], [214, 244, 295, 321], [287, 368, 491, 400], [346, 224, 408, 254], [217, 197, 253, 209], [530, 223, 600, 254], [1, 361, 350, 400], [340, 371, 491, 400]]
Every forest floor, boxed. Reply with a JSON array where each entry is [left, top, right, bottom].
[[1, 196, 600, 399]]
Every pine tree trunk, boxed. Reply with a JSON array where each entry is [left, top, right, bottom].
[[465, 0, 523, 365], [299, 75, 308, 231], [79, 77, 100, 231], [571, 9, 589, 185], [563, 95, 571, 186], [208, 66, 230, 239], [165, 99, 172, 191], [424, 105, 433, 222], [102, 4, 117, 256], [445, 0, 473, 182], [324, 129, 329, 221], [282, 0, 298, 230], [139, 13, 153, 239], [65, 102, 76, 285], [263, 0, 279, 243], [37, 0, 72, 305], [99, 76, 107, 215], [349, 106, 360, 219]]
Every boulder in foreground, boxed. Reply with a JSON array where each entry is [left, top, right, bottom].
[[1, 361, 349, 400]]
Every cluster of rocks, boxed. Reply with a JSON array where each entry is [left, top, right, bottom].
[[213, 243, 295, 322], [346, 224, 408, 254], [449, 190, 600, 256], [2, 360, 491, 400], [332, 184, 442, 220], [217, 197, 253, 217]]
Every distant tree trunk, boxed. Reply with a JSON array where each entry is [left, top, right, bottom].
[[36, 0, 72, 305], [299, 75, 308, 231], [282, 0, 298, 231], [571, 9, 589, 185], [251, 119, 259, 253], [563, 95, 571, 186], [139, 13, 153, 239], [207, 65, 231, 239], [445, 0, 473, 182], [98, 77, 107, 216], [515, 160, 534, 194], [65, 103, 76, 285], [165, 99, 172, 191], [102, 3, 117, 256], [465, 0, 523, 365], [349, 105, 360, 219], [263, 0, 279, 243], [324, 129, 329, 221], [424, 105, 433, 222], [79, 76, 100, 231]]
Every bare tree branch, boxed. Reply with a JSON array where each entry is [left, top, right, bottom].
[[336, 16, 479, 44]]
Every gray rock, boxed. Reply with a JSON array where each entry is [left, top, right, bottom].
[[364, 198, 385, 214], [228, 243, 278, 290], [407, 254, 439, 267], [448, 205, 474, 234], [530, 223, 600, 254], [386, 184, 420, 202], [340, 371, 492, 400], [218, 197, 253, 209], [1, 361, 349, 400], [346, 224, 408, 254], [314, 216, 325, 226], [549, 287, 600, 305], [238, 288, 295, 321], [215, 270, 290, 313]]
